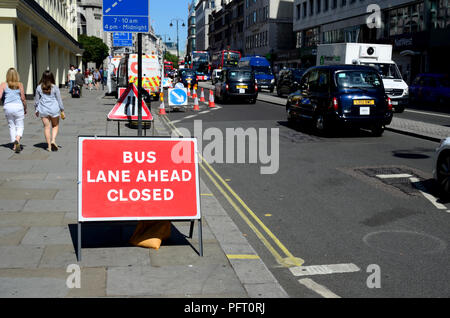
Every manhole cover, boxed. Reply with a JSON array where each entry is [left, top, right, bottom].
[[363, 230, 446, 255]]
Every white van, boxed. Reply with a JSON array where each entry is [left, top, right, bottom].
[[317, 43, 409, 112]]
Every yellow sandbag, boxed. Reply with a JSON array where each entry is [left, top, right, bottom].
[[129, 221, 171, 250]]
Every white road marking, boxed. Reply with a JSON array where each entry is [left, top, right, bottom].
[[184, 115, 196, 119], [410, 177, 448, 210], [199, 111, 210, 114], [290, 263, 360, 277], [298, 278, 341, 298], [405, 109, 450, 119], [376, 174, 413, 179], [170, 119, 182, 124]]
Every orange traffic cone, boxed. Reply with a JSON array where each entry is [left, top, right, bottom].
[[187, 84, 191, 97], [192, 89, 197, 100], [193, 96, 200, 111], [158, 101, 166, 115], [200, 88, 205, 102], [208, 90, 215, 108]]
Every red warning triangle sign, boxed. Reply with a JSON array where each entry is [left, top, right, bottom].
[[108, 83, 153, 121]]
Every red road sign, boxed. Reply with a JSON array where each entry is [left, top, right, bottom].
[[78, 137, 200, 221], [108, 84, 153, 121]]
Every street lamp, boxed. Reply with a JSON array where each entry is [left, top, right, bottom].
[[169, 18, 185, 63]]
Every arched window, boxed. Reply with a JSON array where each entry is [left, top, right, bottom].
[[78, 13, 87, 36]]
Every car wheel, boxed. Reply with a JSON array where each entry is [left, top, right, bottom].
[[395, 106, 405, 113], [315, 114, 327, 132], [287, 109, 296, 127], [371, 124, 385, 137], [436, 151, 450, 197], [277, 87, 282, 97]]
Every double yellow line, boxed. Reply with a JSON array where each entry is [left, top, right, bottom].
[[161, 115, 304, 267]]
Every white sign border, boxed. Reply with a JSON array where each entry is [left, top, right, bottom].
[[78, 136, 201, 222]]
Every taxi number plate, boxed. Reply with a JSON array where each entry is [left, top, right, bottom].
[[239, 89, 245, 94], [360, 107, 370, 115], [236, 85, 248, 89], [353, 99, 374, 105]]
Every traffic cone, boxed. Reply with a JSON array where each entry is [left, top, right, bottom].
[[199, 88, 205, 102], [192, 88, 197, 99], [187, 84, 191, 97], [193, 96, 200, 111], [158, 101, 166, 115], [208, 90, 215, 108]]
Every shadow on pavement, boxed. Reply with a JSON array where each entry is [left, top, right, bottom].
[[277, 120, 375, 138], [68, 221, 196, 258]]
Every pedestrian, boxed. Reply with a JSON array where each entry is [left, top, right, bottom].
[[94, 69, 101, 90], [34, 70, 65, 152], [87, 71, 93, 91], [67, 65, 77, 94], [75, 69, 84, 97], [0, 68, 27, 153]]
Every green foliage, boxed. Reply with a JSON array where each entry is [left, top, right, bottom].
[[164, 51, 179, 68], [78, 35, 109, 67]]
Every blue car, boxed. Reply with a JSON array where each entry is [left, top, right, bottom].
[[177, 69, 198, 88], [410, 73, 450, 105], [239, 56, 275, 92], [286, 65, 393, 136]]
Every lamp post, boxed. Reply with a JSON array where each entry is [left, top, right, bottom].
[[169, 18, 185, 64]]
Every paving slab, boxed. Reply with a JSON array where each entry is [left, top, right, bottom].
[[21, 226, 73, 245], [0, 246, 44, 268], [106, 264, 247, 297], [0, 212, 66, 227], [0, 188, 58, 200], [0, 227, 28, 245]]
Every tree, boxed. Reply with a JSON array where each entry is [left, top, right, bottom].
[[164, 51, 179, 68], [78, 34, 109, 68]]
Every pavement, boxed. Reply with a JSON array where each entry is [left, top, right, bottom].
[[199, 82, 450, 142], [0, 87, 288, 298]]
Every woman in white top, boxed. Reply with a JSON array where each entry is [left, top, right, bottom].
[[0, 68, 27, 153], [34, 70, 65, 152]]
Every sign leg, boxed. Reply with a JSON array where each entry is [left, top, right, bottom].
[[198, 218, 203, 257], [117, 121, 120, 136], [105, 120, 108, 136], [189, 220, 194, 238], [77, 222, 82, 262]]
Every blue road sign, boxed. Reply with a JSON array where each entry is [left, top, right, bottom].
[[113, 32, 132, 46], [103, 0, 149, 32], [168, 88, 188, 106]]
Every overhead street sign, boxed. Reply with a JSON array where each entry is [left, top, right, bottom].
[[103, 0, 150, 32], [168, 88, 188, 106], [78, 137, 201, 221]]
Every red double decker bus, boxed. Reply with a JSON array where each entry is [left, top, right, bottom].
[[164, 61, 173, 76], [211, 50, 241, 70]]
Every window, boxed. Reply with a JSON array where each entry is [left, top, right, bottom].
[[332, 0, 337, 9], [296, 4, 301, 19], [303, 2, 307, 18], [317, 0, 321, 13], [310, 0, 314, 15], [324, 0, 329, 11], [316, 70, 329, 92]]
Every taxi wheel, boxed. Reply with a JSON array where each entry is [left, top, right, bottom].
[[371, 124, 385, 137], [437, 152, 450, 197]]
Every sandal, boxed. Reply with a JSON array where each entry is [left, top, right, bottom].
[[14, 141, 21, 153], [51, 143, 58, 151]]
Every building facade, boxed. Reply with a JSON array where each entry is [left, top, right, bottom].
[[244, 0, 295, 67], [293, 0, 450, 82], [0, 0, 83, 96], [208, 0, 245, 54], [187, 0, 199, 57]]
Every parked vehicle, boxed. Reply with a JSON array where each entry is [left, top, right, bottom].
[[214, 67, 258, 104], [239, 56, 275, 92], [409, 73, 450, 105], [276, 68, 306, 97], [434, 137, 450, 197], [211, 69, 222, 85], [317, 43, 408, 113], [116, 54, 161, 101], [177, 68, 198, 88], [286, 65, 393, 136]]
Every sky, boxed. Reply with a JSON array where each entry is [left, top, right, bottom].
[[150, 0, 190, 56]]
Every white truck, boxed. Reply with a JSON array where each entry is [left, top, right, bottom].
[[316, 43, 408, 112], [116, 54, 161, 101]]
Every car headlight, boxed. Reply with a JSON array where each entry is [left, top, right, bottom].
[[404, 87, 409, 96], [271, 79, 275, 84], [255, 79, 258, 83]]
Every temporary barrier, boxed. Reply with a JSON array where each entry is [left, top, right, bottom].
[[77, 136, 203, 260]]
